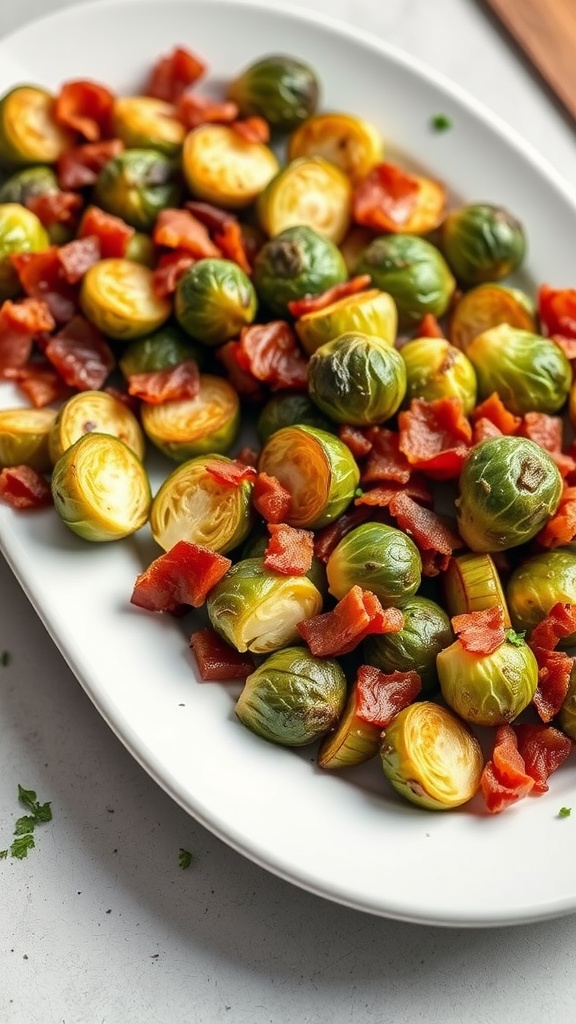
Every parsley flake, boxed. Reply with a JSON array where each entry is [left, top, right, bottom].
[[0, 784, 52, 861], [431, 113, 452, 132], [1, 650, 11, 667], [505, 628, 526, 647], [178, 848, 194, 870], [559, 806, 572, 818], [10, 834, 35, 860]]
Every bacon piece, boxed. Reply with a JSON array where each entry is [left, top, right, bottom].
[[231, 116, 270, 144], [189, 627, 255, 681], [252, 472, 291, 523], [537, 484, 576, 548], [184, 200, 232, 233], [388, 491, 463, 576], [26, 191, 83, 229], [338, 424, 373, 460], [3, 360, 73, 408], [520, 411, 576, 478], [469, 392, 521, 435], [263, 523, 314, 576], [481, 725, 535, 814], [352, 162, 420, 232], [152, 208, 221, 257], [297, 585, 404, 657], [355, 476, 433, 509], [10, 248, 77, 323], [204, 458, 257, 487], [176, 92, 238, 129], [216, 340, 264, 402], [398, 396, 472, 480], [528, 602, 576, 721], [146, 46, 207, 103], [471, 417, 503, 445], [152, 250, 196, 298], [0, 298, 55, 371], [238, 321, 309, 391], [57, 138, 124, 191], [360, 426, 412, 485], [551, 333, 576, 359], [355, 665, 422, 728], [213, 220, 252, 274], [56, 235, 101, 284], [44, 315, 115, 391], [0, 465, 52, 509], [538, 283, 576, 339], [131, 541, 231, 613], [287, 275, 372, 318], [514, 723, 573, 794], [77, 205, 135, 258], [127, 360, 200, 405], [451, 606, 506, 656], [313, 505, 375, 563], [413, 313, 444, 338], [55, 79, 115, 141]]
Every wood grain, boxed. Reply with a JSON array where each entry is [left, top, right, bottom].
[[484, 0, 576, 123]]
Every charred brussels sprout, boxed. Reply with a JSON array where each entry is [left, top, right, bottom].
[[400, 336, 477, 415], [256, 156, 351, 244], [118, 324, 202, 378], [466, 324, 572, 415], [308, 331, 406, 425], [380, 702, 483, 810], [295, 288, 397, 355], [354, 234, 455, 326], [363, 596, 453, 694], [437, 633, 538, 727], [288, 111, 383, 182], [80, 258, 171, 340], [227, 54, 319, 132], [94, 149, 183, 231], [182, 124, 279, 209], [111, 96, 185, 156], [0, 407, 57, 472], [0, 202, 49, 299], [506, 549, 576, 644], [440, 202, 526, 285], [455, 436, 563, 552], [326, 522, 421, 605], [256, 392, 332, 444], [252, 225, 347, 317], [141, 373, 240, 461], [48, 390, 146, 465], [235, 646, 347, 746], [448, 282, 536, 352], [207, 557, 323, 654], [0, 85, 75, 166], [175, 258, 257, 346]]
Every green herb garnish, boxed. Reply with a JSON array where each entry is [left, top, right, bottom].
[[505, 628, 526, 646], [559, 806, 572, 818], [178, 848, 194, 870], [431, 113, 452, 132], [0, 785, 52, 860]]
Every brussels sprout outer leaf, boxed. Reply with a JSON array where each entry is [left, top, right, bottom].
[[189, 628, 256, 681], [131, 540, 231, 612], [297, 585, 404, 657]]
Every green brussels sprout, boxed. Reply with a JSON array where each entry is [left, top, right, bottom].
[[94, 149, 183, 231], [227, 54, 320, 132], [111, 96, 185, 156], [80, 258, 171, 340], [455, 436, 563, 552], [257, 424, 359, 529], [256, 392, 332, 445], [207, 557, 323, 654], [256, 156, 351, 244], [506, 549, 576, 644], [380, 701, 484, 810], [326, 521, 422, 605], [363, 596, 453, 694], [295, 287, 397, 355], [437, 633, 538, 727], [252, 225, 347, 317], [141, 373, 240, 462], [557, 660, 576, 741], [465, 324, 572, 415], [0, 201, 49, 299], [399, 336, 477, 415], [0, 165, 59, 204], [235, 646, 346, 746], [448, 282, 536, 352], [0, 85, 75, 166], [182, 124, 279, 209], [0, 406, 57, 472], [51, 433, 151, 542], [175, 258, 257, 346], [354, 234, 456, 326], [440, 202, 526, 285], [442, 552, 511, 623], [124, 230, 156, 266], [48, 389, 145, 465], [118, 324, 202, 378], [308, 331, 407, 425]]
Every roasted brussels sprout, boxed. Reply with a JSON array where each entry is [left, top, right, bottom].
[[51, 433, 151, 542], [140, 373, 240, 461], [111, 96, 186, 156], [182, 124, 279, 209], [0, 85, 75, 166], [455, 436, 563, 552], [506, 549, 576, 643], [448, 282, 536, 352], [0, 406, 57, 472], [399, 336, 477, 415], [257, 156, 351, 244], [256, 392, 332, 445], [235, 646, 347, 746], [227, 54, 319, 132], [94, 149, 183, 231], [252, 225, 347, 317], [206, 557, 323, 654], [380, 702, 483, 810], [558, 661, 576, 741], [308, 331, 407, 425], [48, 390, 146, 465], [443, 552, 511, 625], [257, 424, 359, 529], [354, 234, 456, 326], [295, 287, 397, 355], [466, 324, 572, 415], [363, 596, 453, 694], [439, 202, 526, 285], [326, 522, 421, 604], [317, 684, 383, 769], [0, 201, 49, 299], [175, 258, 257, 346], [288, 111, 383, 182], [118, 324, 202, 378], [80, 258, 171, 340], [0, 165, 59, 204], [437, 633, 538, 727], [150, 454, 254, 554]]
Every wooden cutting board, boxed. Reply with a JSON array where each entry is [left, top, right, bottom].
[[484, 0, 576, 124]]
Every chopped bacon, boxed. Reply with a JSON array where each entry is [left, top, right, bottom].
[[528, 602, 576, 721], [231, 116, 270, 144], [151, 250, 196, 298], [551, 333, 576, 359], [263, 523, 314, 575], [514, 723, 573, 794], [131, 540, 231, 613], [44, 315, 115, 391], [55, 79, 115, 141], [26, 190, 83, 229], [0, 465, 52, 509], [297, 585, 404, 657], [451, 605, 506, 655], [0, 298, 55, 371], [57, 138, 124, 191], [146, 46, 207, 103], [127, 360, 200, 404], [287, 275, 372, 318], [10, 248, 78, 323], [152, 207, 221, 257], [184, 200, 232, 233], [520, 411, 576, 478], [413, 313, 444, 338], [538, 283, 576, 339], [536, 484, 576, 548], [216, 340, 264, 402], [352, 162, 420, 232], [338, 424, 373, 460], [204, 458, 257, 487], [77, 205, 135, 258], [213, 220, 252, 274], [252, 472, 292, 523], [469, 392, 521, 435], [355, 475, 433, 509], [313, 505, 375, 563], [238, 321, 309, 391], [398, 396, 472, 480], [360, 426, 412, 485], [176, 92, 238, 129], [388, 491, 463, 576], [3, 359, 73, 408], [234, 446, 259, 469], [355, 665, 422, 728], [56, 235, 101, 284], [481, 725, 535, 814], [471, 417, 503, 445], [189, 627, 255, 681]]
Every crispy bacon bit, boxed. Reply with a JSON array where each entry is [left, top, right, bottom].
[[4, 360, 73, 408], [388, 491, 463, 576], [287, 275, 372, 318], [213, 219, 252, 274], [152, 207, 221, 257], [204, 458, 257, 487], [537, 484, 576, 549], [57, 235, 101, 284], [338, 424, 373, 460], [184, 200, 232, 233], [514, 723, 573, 794], [231, 116, 270, 144], [451, 606, 506, 655], [551, 333, 576, 359], [0, 298, 55, 371], [151, 250, 196, 298], [263, 523, 314, 576], [352, 162, 420, 232], [216, 340, 264, 402], [44, 315, 115, 391], [355, 476, 433, 509], [234, 446, 259, 468], [398, 396, 472, 480], [238, 321, 309, 391], [78, 205, 135, 258], [176, 92, 238, 129], [313, 505, 375, 563], [127, 360, 200, 404], [528, 602, 576, 721], [146, 46, 207, 103], [55, 79, 115, 141], [0, 465, 52, 509], [189, 627, 255, 681], [10, 248, 78, 323], [252, 472, 292, 523], [481, 725, 535, 814], [469, 392, 521, 435], [520, 411, 576, 478], [57, 139, 124, 191], [414, 313, 444, 338], [26, 190, 83, 229], [360, 426, 412, 485], [297, 585, 404, 657], [471, 417, 503, 445], [355, 665, 422, 728], [538, 283, 576, 339], [131, 540, 231, 613]]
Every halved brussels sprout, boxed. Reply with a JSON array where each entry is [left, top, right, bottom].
[[227, 54, 319, 132], [140, 373, 240, 461], [256, 156, 351, 244], [439, 202, 526, 285], [466, 324, 572, 415], [118, 324, 202, 378], [437, 634, 538, 727], [48, 390, 146, 465], [0, 165, 59, 205], [448, 282, 536, 352], [558, 661, 576, 741], [0, 85, 75, 166], [354, 234, 455, 326], [175, 258, 257, 346], [252, 224, 347, 317], [363, 596, 453, 694], [295, 287, 397, 355], [506, 549, 576, 644], [0, 202, 49, 299], [257, 424, 359, 529], [111, 96, 186, 156], [51, 432, 151, 542], [150, 454, 254, 554], [326, 521, 421, 604], [308, 331, 406, 425], [206, 557, 323, 654], [455, 436, 563, 552], [399, 336, 477, 415], [380, 702, 483, 810], [317, 684, 382, 769], [0, 406, 57, 472], [256, 392, 332, 445], [182, 124, 279, 209], [443, 552, 511, 625], [94, 149, 183, 231], [80, 258, 171, 340], [288, 111, 383, 182], [235, 646, 346, 746]]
